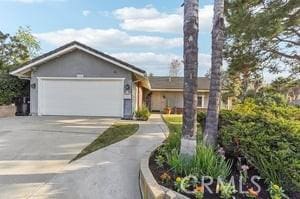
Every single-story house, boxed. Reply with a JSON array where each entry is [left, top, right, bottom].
[[146, 76, 232, 113], [10, 41, 232, 118]]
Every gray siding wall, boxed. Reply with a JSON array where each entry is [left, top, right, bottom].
[[30, 50, 134, 117]]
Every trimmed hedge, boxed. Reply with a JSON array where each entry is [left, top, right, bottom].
[[220, 113, 300, 191], [197, 98, 300, 191], [0, 75, 29, 105]]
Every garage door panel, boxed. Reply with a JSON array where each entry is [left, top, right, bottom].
[[39, 79, 123, 117]]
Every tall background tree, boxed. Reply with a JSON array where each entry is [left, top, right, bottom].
[[15, 26, 40, 58], [169, 59, 182, 77], [181, 0, 199, 156], [225, 0, 299, 100], [269, 76, 300, 101], [0, 27, 40, 105], [204, 0, 225, 147]]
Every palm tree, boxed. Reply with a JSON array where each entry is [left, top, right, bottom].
[[181, 0, 199, 156], [204, 0, 225, 147]]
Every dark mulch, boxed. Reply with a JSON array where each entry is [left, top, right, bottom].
[[149, 148, 299, 199]]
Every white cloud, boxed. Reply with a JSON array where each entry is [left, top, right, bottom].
[[113, 5, 213, 33], [9, 0, 65, 3], [82, 10, 91, 17], [113, 52, 180, 66], [112, 52, 211, 76], [35, 27, 211, 75], [198, 5, 214, 33], [112, 52, 181, 75], [114, 4, 161, 20], [199, 53, 211, 69], [34, 28, 181, 49]]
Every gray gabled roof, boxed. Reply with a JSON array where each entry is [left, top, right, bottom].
[[149, 76, 210, 90], [10, 41, 146, 76]]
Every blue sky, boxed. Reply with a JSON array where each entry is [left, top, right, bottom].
[[1, 0, 214, 76]]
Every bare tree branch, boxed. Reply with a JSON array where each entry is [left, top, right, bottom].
[[268, 48, 300, 61], [275, 36, 300, 46]]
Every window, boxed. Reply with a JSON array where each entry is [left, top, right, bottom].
[[197, 95, 204, 107]]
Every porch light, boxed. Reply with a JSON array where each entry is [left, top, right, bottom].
[[124, 84, 130, 94]]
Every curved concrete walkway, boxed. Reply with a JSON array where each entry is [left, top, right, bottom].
[[29, 114, 167, 199]]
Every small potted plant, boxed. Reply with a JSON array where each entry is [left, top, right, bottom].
[[135, 104, 150, 121]]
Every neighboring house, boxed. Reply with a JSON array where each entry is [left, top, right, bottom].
[[10, 41, 232, 118], [146, 76, 232, 113]]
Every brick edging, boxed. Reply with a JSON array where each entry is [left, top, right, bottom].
[[0, 104, 16, 118]]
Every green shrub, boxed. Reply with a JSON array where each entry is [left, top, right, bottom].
[[219, 182, 237, 199], [0, 75, 29, 105], [154, 154, 165, 168], [192, 144, 232, 179], [135, 104, 150, 121], [162, 95, 300, 193], [164, 125, 181, 153], [216, 97, 300, 191], [162, 115, 231, 180], [166, 144, 232, 180], [166, 149, 194, 175], [163, 115, 182, 152], [233, 98, 300, 121], [254, 92, 287, 106], [219, 109, 300, 191], [197, 112, 206, 130], [196, 110, 242, 131]]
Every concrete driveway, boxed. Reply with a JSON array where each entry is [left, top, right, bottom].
[[29, 114, 167, 199], [0, 116, 116, 199]]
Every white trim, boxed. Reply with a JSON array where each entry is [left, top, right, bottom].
[[197, 95, 205, 108], [150, 89, 209, 92], [37, 77, 125, 117], [150, 88, 228, 93], [121, 79, 125, 117], [37, 78, 42, 116], [37, 77, 125, 81], [10, 44, 145, 77]]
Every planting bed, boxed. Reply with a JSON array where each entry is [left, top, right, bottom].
[[149, 146, 272, 199]]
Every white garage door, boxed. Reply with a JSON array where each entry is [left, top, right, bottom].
[[38, 78, 124, 117]]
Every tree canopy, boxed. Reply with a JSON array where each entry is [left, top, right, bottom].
[[0, 27, 40, 105], [224, 0, 300, 99], [0, 26, 40, 74]]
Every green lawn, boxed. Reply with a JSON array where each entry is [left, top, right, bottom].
[[163, 114, 202, 138], [71, 123, 139, 162], [162, 114, 202, 152], [163, 114, 182, 124]]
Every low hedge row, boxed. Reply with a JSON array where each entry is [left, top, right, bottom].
[[197, 99, 300, 192], [220, 113, 300, 191]]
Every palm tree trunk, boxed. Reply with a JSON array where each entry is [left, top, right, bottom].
[[181, 0, 199, 156], [204, 0, 225, 147]]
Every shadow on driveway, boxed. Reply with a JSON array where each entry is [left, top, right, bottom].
[[0, 116, 116, 198]]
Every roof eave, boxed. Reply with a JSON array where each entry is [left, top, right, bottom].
[[150, 88, 229, 92]]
